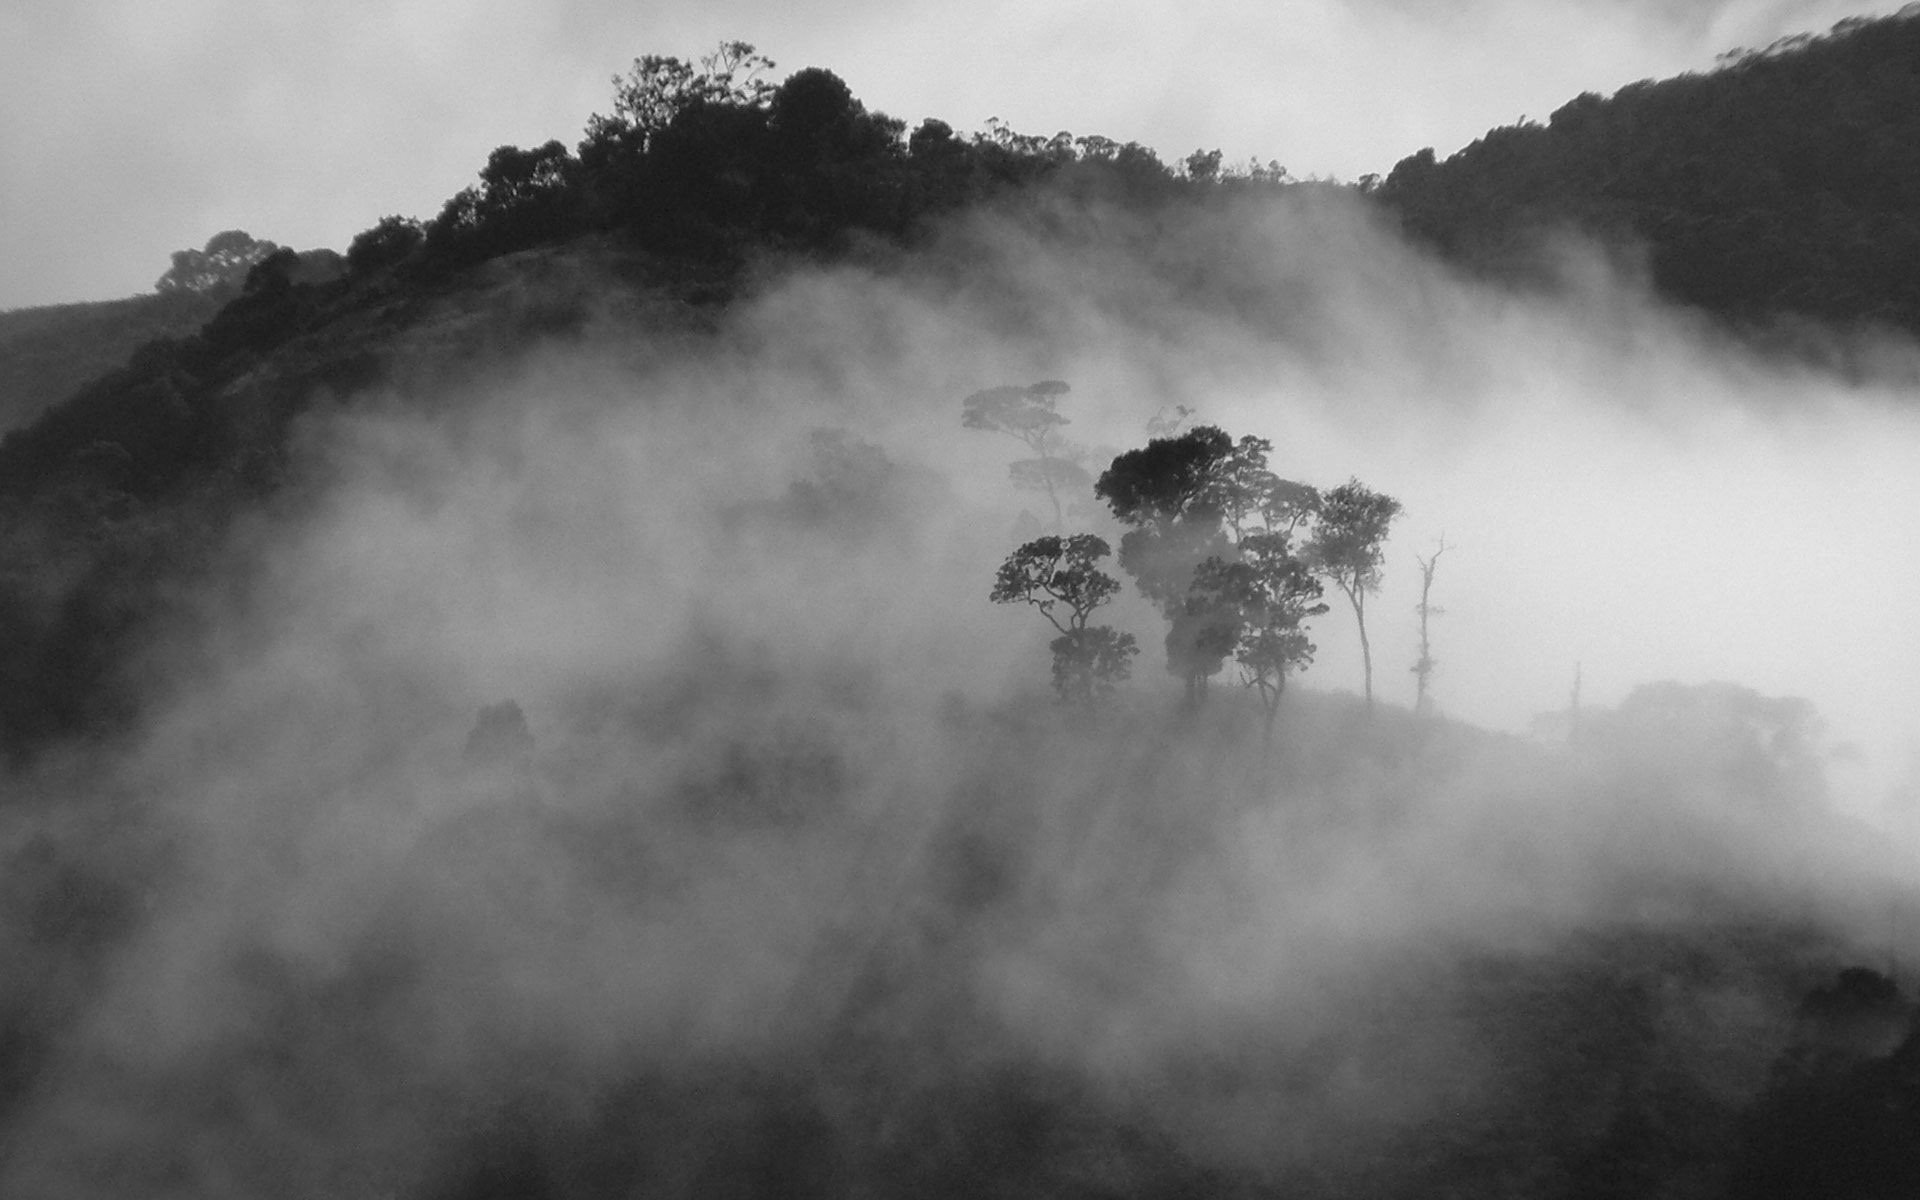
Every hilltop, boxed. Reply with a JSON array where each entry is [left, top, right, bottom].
[[5, 12, 1920, 759], [2, 17, 1920, 1200], [1373, 9, 1920, 342]]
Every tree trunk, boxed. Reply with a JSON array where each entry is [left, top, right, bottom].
[[1359, 616, 1373, 709], [1037, 447, 1064, 532], [1261, 674, 1283, 744], [1346, 584, 1373, 711]]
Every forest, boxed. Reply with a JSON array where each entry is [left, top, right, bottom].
[[1372, 10, 1920, 343], [3, 12, 1920, 1200]]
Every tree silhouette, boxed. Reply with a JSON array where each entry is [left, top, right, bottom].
[[1189, 531, 1328, 739], [347, 216, 425, 275], [154, 230, 280, 295], [1096, 426, 1316, 707], [1305, 478, 1402, 711], [763, 67, 909, 241], [427, 140, 583, 260], [990, 534, 1136, 705], [1411, 535, 1448, 713], [1097, 427, 1235, 702], [584, 41, 775, 158], [962, 380, 1088, 530]]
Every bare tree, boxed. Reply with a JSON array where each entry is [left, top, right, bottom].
[[1411, 535, 1448, 713]]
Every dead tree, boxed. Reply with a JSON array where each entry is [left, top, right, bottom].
[[1411, 536, 1447, 713]]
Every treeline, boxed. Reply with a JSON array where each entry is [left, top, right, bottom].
[[1371, 9, 1920, 334], [0, 291, 229, 437], [0, 44, 1290, 765], [355, 41, 1286, 279], [3, 42, 1286, 510]]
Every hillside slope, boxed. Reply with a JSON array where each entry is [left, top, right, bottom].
[[0, 291, 225, 434], [1372, 9, 1920, 337], [3, 30, 1919, 1198]]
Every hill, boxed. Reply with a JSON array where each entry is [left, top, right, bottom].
[[11, 10, 1920, 476], [0, 291, 225, 434], [1372, 8, 1920, 339], [3, 26, 1920, 1200], [0, 231, 324, 436]]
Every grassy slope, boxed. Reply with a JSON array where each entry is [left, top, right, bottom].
[[0, 291, 226, 435]]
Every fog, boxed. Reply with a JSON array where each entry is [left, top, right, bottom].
[[4, 185, 1919, 1195]]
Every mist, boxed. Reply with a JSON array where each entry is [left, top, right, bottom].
[[4, 183, 1918, 1195]]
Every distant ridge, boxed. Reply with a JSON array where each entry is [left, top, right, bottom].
[[1373, 8, 1920, 334]]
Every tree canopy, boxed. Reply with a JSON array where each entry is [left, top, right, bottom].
[[1095, 426, 1326, 709], [154, 230, 281, 295], [990, 533, 1136, 705], [962, 380, 1088, 530], [1304, 479, 1403, 710], [1188, 531, 1328, 737], [1372, 10, 1920, 337]]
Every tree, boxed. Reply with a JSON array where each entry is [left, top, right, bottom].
[[347, 215, 425, 274], [763, 67, 909, 240], [961, 380, 1089, 530], [576, 41, 778, 244], [584, 41, 775, 158], [427, 140, 583, 259], [1095, 425, 1296, 705], [477, 141, 575, 212], [1262, 477, 1322, 538], [1189, 531, 1328, 740], [1184, 149, 1224, 183], [154, 230, 281, 294], [1411, 536, 1448, 713], [990, 534, 1136, 705], [1305, 479, 1403, 711]]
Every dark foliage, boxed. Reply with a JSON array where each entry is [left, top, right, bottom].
[[1727, 968, 1920, 1199], [347, 215, 426, 275], [425, 140, 590, 268], [1372, 10, 1920, 335], [1095, 427, 1307, 703], [989, 533, 1136, 704], [0, 254, 372, 757], [154, 229, 281, 294], [0, 292, 225, 434]]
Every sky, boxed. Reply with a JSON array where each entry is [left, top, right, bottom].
[[0, 0, 1906, 311]]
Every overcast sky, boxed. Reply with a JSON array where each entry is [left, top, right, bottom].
[[0, 0, 1902, 311]]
